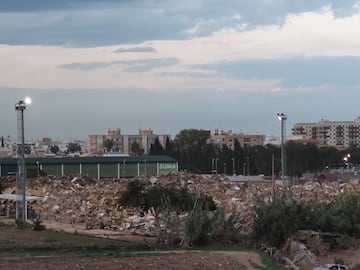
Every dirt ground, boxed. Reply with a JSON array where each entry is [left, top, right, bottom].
[[2, 218, 360, 269], [0, 251, 265, 270], [36, 220, 360, 269], [0, 219, 266, 270]]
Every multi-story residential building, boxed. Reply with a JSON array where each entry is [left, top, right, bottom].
[[89, 129, 170, 155], [292, 118, 360, 149], [207, 129, 264, 150]]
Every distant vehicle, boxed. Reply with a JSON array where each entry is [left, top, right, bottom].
[[313, 264, 348, 270]]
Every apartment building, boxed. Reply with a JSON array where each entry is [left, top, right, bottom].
[[207, 129, 264, 150], [89, 128, 170, 155], [292, 118, 360, 148]]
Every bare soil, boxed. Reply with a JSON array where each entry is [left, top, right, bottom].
[[0, 252, 264, 270], [3, 219, 360, 269], [0, 220, 266, 270]]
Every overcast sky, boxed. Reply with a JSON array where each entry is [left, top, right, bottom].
[[1, 0, 360, 141]]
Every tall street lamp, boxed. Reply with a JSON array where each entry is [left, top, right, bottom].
[[246, 156, 250, 176], [277, 113, 287, 183], [15, 97, 31, 221], [215, 158, 219, 175], [144, 160, 147, 178], [231, 157, 235, 175]]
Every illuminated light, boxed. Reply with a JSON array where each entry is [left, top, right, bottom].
[[24, 97, 32, 105]]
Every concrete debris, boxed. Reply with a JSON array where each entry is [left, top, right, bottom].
[[1, 172, 360, 266], [1, 173, 360, 233]]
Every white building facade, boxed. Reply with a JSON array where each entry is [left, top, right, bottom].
[[292, 118, 360, 149]]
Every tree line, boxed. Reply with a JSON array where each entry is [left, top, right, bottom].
[[150, 129, 360, 177]]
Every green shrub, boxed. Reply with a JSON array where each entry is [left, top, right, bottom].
[[120, 180, 216, 213], [252, 195, 317, 247], [330, 195, 360, 238], [185, 203, 212, 246], [15, 218, 28, 229], [185, 205, 242, 246], [32, 218, 46, 231], [119, 180, 146, 208], [208, 208, 243, 244], [253, 193, 360, 248]]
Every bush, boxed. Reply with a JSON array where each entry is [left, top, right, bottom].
[[185, 203, 212, 246], [119, 180, 146, 208], [15, 218, 31, 229], [253, 193, 360, 248], [208, 208, 243, 244], [185, 205, 242, 246], [120, 180, 216, 213], [330, 195, 360, 238], [32, 218, 46, 231], [252, 194, 317, 247]]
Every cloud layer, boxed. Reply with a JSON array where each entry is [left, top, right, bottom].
[[1, 1, 360, 139]]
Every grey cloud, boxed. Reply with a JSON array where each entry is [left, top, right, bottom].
[[122, 58, 180, 72], [1, 0, 358, 47], [195, 56, 360, 88], [58, 62, 112, 71], [0, 0, 133, 12], [157, 71, 216, 79], [115, 47, 156, 53], [58, 57, 180, 72]]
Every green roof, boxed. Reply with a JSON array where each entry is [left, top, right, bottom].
[[0, 155, 177, 165]]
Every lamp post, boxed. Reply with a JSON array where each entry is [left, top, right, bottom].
[[144, 160, 147, 177], [122, 159, 126, 178], [223, 162, 226, 175], [215, 158, 219, 175], [15, 97, 31, 221], [211, 158, 215, 174], [36, 161, 40, 178], [246, 156, 250, 176], [231, 157, 235, 175], [277, 113, 287, 183]]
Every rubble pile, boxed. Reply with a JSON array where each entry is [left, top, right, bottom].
[[1, 173, 360, 234], [279, 231, 330, 269]]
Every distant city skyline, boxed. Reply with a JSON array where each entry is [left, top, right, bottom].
[[1, 1, 360, 141]]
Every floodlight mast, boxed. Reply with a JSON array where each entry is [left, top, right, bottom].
[[15, 98, 31, 221], [277, 113, 287, 184]]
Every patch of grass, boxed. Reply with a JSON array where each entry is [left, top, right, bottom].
[[257, 250, 282, 270], [37, 230, 129, 248], [234, 262, 247, 269], [182, 244, 281, 270]]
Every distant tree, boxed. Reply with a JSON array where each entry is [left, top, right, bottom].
[[131, 141, 144, 156], [174, 129, 210, 149], [149, 137, 164, 155], [67, 142, 81, 153], [174, 129, 211, 172], [50, 144, 60, 155], [104, 138, 114, 152], [199, 143, 216, 174], [233, 139, 244, 175], [164, 137, 175, 157], [248, 145, 273, 176]]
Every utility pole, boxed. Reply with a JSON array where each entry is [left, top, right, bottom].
[[15, 98, 31, 221]]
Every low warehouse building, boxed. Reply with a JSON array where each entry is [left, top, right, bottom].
[[0, 155, 178, 179]]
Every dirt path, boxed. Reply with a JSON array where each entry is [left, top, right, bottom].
[[0, 251, 265, 270], [0, 219, 267, 269]]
